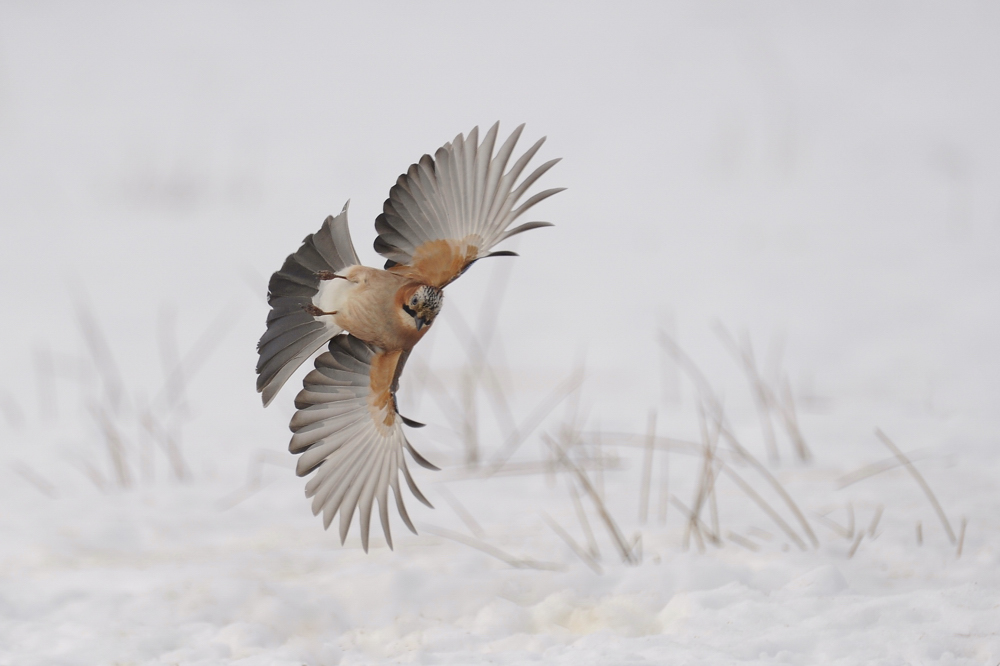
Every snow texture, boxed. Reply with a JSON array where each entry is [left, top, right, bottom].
[[1, 2, 999, 664]]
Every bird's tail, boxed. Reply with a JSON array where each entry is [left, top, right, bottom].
[[256, 202, 360, 406]]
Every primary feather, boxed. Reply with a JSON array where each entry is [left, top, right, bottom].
[[256, 124, 562, 549]]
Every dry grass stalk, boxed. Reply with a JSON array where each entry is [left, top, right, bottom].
[[216, 478, 271, 511], [875, 429, 956, 544], [658, 332, 819, 548], [638, 410, 657, 524], [686, 405, 723, 546], [540, 511, 602, 574], [658, 435, 670, 525], [140, 411, 188, 481], [402, 354, 464, 432], [714, 325, 812, 462], [594, 428, 606, 501], [421, 524, 564, 571], [11, 461, 57, 498], [0, 392, 25, 429], [92, 405, 131, 488], [77, 305, 125, 415], [460, 368, 479, 466], [578, 432, 706, 458], [778, 376, 811, 461], [486, 370, 583, 474], [956, 518, 967, 558], [726, 531, 761, 552], [836, 451, 932, 489], [445, 307, 517, 441], [157, 305, 187, 418], [848, 532, 864, 558], [437, 486, 485, 539], [73, 457, 108, 491], [545, 434, 637, 564], [813, 512, 852, 540], [630, 532, 643, 563], [714, 326, 779, 462], [439, 456, 621, 481], [670, 495, 707, 553], [569, 481, 601, 560], [916, 521, 923, 546], [748, 527, 774, 541], [34, 343, 58, 421], [149, 305, 240, 417], [720, 462, 807, 550], [868, 506, 884, 537]]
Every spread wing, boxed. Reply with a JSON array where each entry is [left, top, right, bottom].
[[257, 202, 359, 407], [289, 334, 438, 551], [374, 122, 563, 288]]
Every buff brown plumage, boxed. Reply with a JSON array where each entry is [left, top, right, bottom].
[[256, 123, 562, 551]]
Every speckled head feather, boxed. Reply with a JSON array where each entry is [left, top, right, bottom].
[[407, 285, 443, 329]]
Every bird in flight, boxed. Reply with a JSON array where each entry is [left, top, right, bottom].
[[256, 123, 563, 551]]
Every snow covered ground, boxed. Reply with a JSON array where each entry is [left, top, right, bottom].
[[1, 2, 999, 663]]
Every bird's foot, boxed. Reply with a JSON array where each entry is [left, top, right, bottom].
[[304, 304, 337, 317]]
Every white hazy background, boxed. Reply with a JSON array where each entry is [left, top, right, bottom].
[[1, 2, 999, 664]]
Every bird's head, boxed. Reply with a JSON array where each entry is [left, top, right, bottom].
[[402, 285, 443, 331]]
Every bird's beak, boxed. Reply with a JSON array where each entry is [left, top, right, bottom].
[[415, 317, 426, 331]]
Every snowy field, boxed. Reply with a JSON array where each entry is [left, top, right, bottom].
[[2, 2, 999, 664]]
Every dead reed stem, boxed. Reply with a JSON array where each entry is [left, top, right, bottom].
[[437, 486, 485, 539], [875, 429, 956, 544], [726, 530, 761, 552], [658, 437, 670, 525], [867, 506, 883, 537], [92, 405, 131, 488], [848, 532, 864, 558], [33, 343, 58, 421], [545, 435, 637, 564], [540, 511, 603, 574], [638, 410, 657, 524], [836, 451, 932, 489], [460, 368, 479, 466], [659, 330, 818, 548], [140, 411, 188, 481], [813, 511, 851, 539], [11, 462, 57, 498], [569, 481, 601, 560], [720, 462, 807, 550], [714, 326, 779, 462], [487, 370, 583, 474], [670, 495, 707, 553], [421, 524, 564, 571], [77, 305, 125, 415], [779, 376, 811, 461]]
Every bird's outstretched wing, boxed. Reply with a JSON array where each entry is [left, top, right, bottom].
[[257, 202, 359, 407], [290, 334, 437, 551], [374, 123, 563, 288]]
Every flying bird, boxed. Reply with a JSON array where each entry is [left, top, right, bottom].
[[256, 123, 563, 551]]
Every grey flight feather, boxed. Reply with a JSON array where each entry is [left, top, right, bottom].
[[292, 334, 434, 552], [374, 122, 562, 269], [256, 201, 359, 406]]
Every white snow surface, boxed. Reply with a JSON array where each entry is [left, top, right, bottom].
[[2, 2, 999, 664]]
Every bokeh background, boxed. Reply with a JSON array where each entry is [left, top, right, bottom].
[[1, 2, 999, 664]]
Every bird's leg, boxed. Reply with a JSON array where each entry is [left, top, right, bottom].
[[304, 304, 337, 317], [316, 270, 349, 281]]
